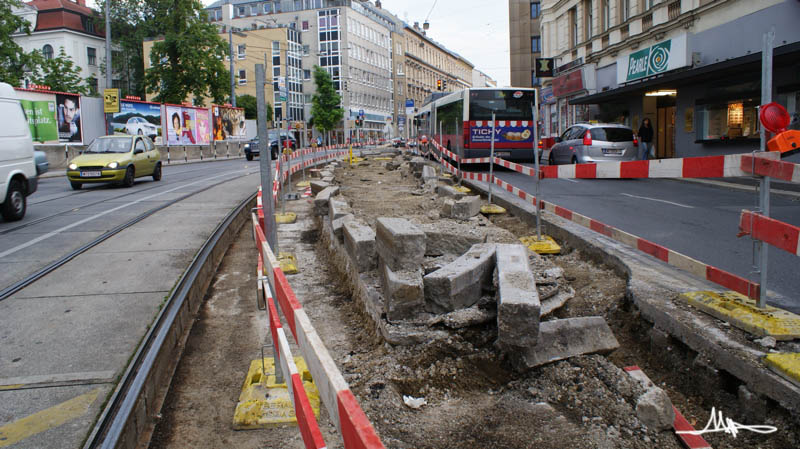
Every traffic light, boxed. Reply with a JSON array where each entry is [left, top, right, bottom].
[[436, 79, 442, 91], [443, 79, 447, 90]]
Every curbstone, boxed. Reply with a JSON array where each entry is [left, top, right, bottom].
[[381, 264, 424, 321], [423, 244, 495, 313], [453, 196, 481, 219], [437, 184, 466, 200], [514, 316, 620, 370], [418, 223, 486, 257], [343, 221, 377, 273], [310, 180, 330, 195], [314, 186, 340, 216], [332, 214, 355, 241], [375, 218, 426, 272], [329, 197, 352, 222], [495, 244, 540, 348]]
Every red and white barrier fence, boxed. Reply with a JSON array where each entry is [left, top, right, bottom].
[[739, 210, 800, 257]]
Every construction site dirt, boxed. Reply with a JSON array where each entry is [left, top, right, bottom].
[[150, 152, 798, 449]]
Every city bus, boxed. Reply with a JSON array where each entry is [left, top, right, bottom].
[[414, 87, 537, 162]]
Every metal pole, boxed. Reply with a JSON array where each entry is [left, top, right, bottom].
[[756, 29, 774, 308], [456, 117, 462, 186], [439, 120, 443, 174], [228, 5, 236, 108], [532, 101, 541, 240], [104, 0, 112, 135], [488, 110, 496, 205], [256, 64, 277, 252]]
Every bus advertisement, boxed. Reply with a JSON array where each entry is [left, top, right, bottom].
[[414, 88, 537, 162]]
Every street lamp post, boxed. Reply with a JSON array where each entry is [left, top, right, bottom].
[[229, 24, 236, 107]]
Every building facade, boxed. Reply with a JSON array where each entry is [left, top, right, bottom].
[[538, 0, 800, 160], [509, 0, 543, 87], [11, 0, 118, 94], [472, 69, 498, 88]]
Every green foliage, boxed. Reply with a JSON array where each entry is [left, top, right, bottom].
[[310, 66, 344, 135], [143, 0, 228, 106], [29, 48, 91, 95], [237, 94, 257, 118], [0, 0, 34, 86]]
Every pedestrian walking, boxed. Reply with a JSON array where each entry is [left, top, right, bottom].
[[638, 118, 654, 160]]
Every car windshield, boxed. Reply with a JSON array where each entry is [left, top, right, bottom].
[[85, 137, 132, 153], [592, 127, 634, 142]]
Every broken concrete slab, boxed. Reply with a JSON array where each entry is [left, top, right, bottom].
[[428, 305, 496, 329], [437, 185, 466, 200], [322, 176, 335, 184], [424, 244, 496, 313], [381, 264, 425, 321], [409, 157, 427, 177], [375, 217, 426, 272], [313, 186, 340, 216], [635, 387, 675, 431], [418, 223, 487, 257], [310, 180, 330, 195], [495, 244, 540, 349], [344, 221, 377, 273], [514, 316, 620, 370]]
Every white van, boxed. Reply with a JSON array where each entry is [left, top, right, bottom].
[[0, 82, 38, 221]]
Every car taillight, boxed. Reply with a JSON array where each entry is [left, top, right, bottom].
[[538, 140, 543, 149], [633, 137, 639, 147], [583, 130, 592, 146]]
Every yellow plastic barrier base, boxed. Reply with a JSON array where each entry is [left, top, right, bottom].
[[480, 204, 506, 215], [520, 235, 562, 255], [296, 180, 310, 188], [232, 357, 320, 430], [275, 212, 297, 224], [348, 157, 366, 164], [764, 353, 800, 387], [373, 157, 393, 161], [453, 186, 471, 194], [278, 252, 298, 274], [682, 291, 800, 340], [441, 173, 453, 178]]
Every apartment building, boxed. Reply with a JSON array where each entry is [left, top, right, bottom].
[[509, 0, 543, 87], [472, 69, 498, 88], [538, 0, 800, 159]]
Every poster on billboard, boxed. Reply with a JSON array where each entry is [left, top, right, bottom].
[[195, 108, 210, 145], [469, 124, 533, 144], [19, 99, 58, 143], [55, 93, 82, 143], [166, 105, 206, 145], [212, 105, 246, 140], [110, 100, 163, 144]]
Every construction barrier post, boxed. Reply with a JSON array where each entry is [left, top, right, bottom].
[[756, 28, 775, 308]]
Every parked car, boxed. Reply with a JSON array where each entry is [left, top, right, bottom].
[[67, 135, 162, 190], [391, 137, 406, 148], [0, 82, 38, 221], [125, 116, 159, 139], [244, 132, 297, 160], [548, 123, 638, 165], [34, 150, 49, 176], [244, 137, 259, 161]]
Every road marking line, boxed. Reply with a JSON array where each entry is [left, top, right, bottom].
[[0, 170, 246, 260], [621, 193, 695, 209], [0, 371, 116, 391], [562, 178, 580, 183], [0, 388, 101, 447]]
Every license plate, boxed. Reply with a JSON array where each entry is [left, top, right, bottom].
[[81, 171, 102, 177], [496, 151, 511, 157], [602, 149, 622, 155]]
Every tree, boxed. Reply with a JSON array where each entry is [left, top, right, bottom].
[[0, 0, 35, 86], [144, 0, 228, 106], [29, 49, 90, 95], [237, 94, 257, 119], [310, 66, 344, 144]]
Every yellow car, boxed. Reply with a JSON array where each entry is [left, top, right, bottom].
[[67, 135, 162, 190]]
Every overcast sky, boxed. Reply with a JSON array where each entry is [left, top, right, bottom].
[[88, 0, 511, 85]]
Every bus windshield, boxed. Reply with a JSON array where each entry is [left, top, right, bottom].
[[468, 90, 535, 121]]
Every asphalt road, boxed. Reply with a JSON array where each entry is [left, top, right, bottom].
[[486, 165, 800, 313]]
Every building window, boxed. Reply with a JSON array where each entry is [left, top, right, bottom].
[[696, 99, 759, 141], [531, 2, 540, 18], [237, 6, 246, 16], [304, 69, 311, 79], [584, 0, 593, 40], [237, 44, 246, 59], [42, 44, 53, 60], [87, 47, 97, 66], [87, 77, 98, 95], [302, 20, 309, 30], [531, 72, 540, 87], [602, 0, 610, 31], [570, 7, 578, 47], [531, 36, 541, 53], [238, 69, 247, 84], [619, 0, 629, 22]]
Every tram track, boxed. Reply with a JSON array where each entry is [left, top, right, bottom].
[[0, 169, 258, 300]]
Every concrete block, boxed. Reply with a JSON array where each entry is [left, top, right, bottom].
[[418, 223, 486, 257], [452, 196, 481, 219], [320, 170, 334, 178], [375, 217, 426, 271], [322, 176, 334, 184], [424, 244, 495, 313], [409, 157, 426, 177], [495, 244, 540, 348], [636, 387, 675, 431], [381, 264, 424, 321], [310, 180, 330, 195], [314, 186, 339, 216], [344, 221, 376, 272], [437, 185, 466, 200], [514, 316, 620, 370], [328, 197, 352, 222], [421, 165, 437, 182], [332, 214, 355, 241]]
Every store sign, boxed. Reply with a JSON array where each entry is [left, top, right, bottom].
[[540, 87, 555, 105], [405, 99, 414, 115], [555, 58, 582, 75], [617, 34, 689, 83], [535, 58, 554, 77], [552, 70, 584, 97]]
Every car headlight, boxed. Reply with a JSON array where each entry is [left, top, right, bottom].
[[68, 163, 78, 170], [107, 162, 119, 169]]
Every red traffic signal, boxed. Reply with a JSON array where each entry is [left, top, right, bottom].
[[436, 79, 442, 90]]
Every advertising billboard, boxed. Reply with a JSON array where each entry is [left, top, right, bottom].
[[212, 105, 246, 141], [56, 93, 83, 143], [165, 105, 210, 146], [469, 124, 533, 144], [19, 98, 58, 144], [110, 100, 163, 144], [195, 108, 211, 145]]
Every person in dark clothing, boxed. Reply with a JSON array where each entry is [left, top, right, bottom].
[[638, 118, 654, 160]]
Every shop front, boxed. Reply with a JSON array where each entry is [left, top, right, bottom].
[[545, 64, 596, 139]]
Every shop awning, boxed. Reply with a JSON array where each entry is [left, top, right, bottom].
[[570, 41, 800, 105]]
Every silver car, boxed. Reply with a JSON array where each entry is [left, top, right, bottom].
[[125, 117, 159, 139], [548, 123, 638, 165]]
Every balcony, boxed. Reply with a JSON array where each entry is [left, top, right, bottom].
[[668, 1, 681, 20], [620, 24, 629, 40], [642, 13, 653, 31]]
